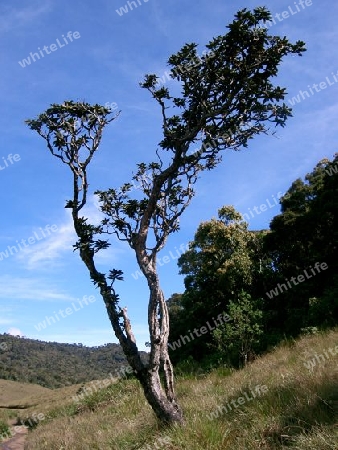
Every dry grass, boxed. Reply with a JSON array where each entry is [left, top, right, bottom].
[[0, 380, 50, 407], [0, 379, 52, 432], [4, 329, 338, 449]]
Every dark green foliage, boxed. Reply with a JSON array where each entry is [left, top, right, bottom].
[[168, 206, 265, 364], [98, 6, 305, 253], [0, 420, 10, 439], [307, 276, 338, 327], [264, 154, 338, 333], [142, 7, 305, 156], [212, 291, 263, 366]]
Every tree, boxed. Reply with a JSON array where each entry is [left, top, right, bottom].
[[172, 206, 265, 363], [26, 7, 305, 424], [264, 155, 338, 333], [179, 206, 256, 294], [213, 291, 263, 367]]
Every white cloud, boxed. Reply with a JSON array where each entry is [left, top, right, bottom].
[[0, 307, 16, 325], [82, 194, 105, 226], [18, 220, 76, 270], [7, 327, 24, 337], [14, 198, 125, 269], [0, 275, 77, 302], [10, 196, 126, 271]]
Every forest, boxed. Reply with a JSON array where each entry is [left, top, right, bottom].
[[168, 154, 338, 368]]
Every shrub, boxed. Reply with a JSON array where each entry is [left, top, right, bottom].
[[0, 420, 11, 441]]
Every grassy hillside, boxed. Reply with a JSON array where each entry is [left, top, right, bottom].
[[0, 334, 148, 388], [0, 380, 50, 407], [4, 329, 336, 449], [0, 376, 119, 445]]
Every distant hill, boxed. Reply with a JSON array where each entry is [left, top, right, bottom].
[[0, 334, 147, 388]]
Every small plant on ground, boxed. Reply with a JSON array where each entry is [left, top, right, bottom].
[[0, 420, 11, 441]]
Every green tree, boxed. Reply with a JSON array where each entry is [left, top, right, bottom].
[[264, 155, 338, 333], [171, 206, 266, 362], [26, 8, 305, 424], [213, 291, 263, 366], [179, 206, 255, 294]]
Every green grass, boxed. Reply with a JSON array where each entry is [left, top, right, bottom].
[[0, 420, 10, 437], [4, 329, 338, 449]]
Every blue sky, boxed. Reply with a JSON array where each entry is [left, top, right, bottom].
[[0, 0, 337, 350]]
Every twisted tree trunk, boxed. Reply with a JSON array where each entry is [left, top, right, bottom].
[[142, 261, 183, 422], [74, 213, 183, 424]]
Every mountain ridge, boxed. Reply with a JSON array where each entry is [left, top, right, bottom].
[[0, 333, 147, 389]]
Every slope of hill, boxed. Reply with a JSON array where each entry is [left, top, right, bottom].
[[0, 380, 50, 408], [13, 328, 338, 450], [0, 334, 147, 388]]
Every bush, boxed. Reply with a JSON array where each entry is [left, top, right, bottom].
[[0, 420, 11, 441], [213, 291, 264, 367]]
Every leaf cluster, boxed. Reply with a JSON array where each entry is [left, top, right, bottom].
[[96, 7, 305, 259]]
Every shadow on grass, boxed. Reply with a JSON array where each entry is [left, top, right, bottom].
[[261, 380, 338, 447], [210, 376, 338, 447]]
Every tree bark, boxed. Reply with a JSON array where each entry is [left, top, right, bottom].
[[142, 262, 183, 423], [74, 215, 183, 424]]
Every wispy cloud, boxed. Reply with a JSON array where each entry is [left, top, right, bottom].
[[15, 218, 76, 270], [0, 2, 52, 34], [0, 275, 76, 302], [13, 197, 126, 270]]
